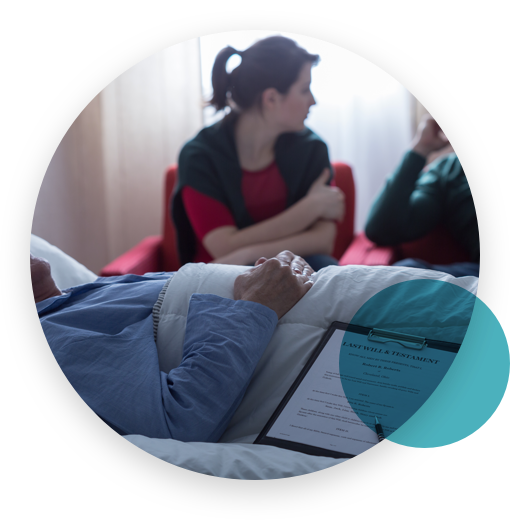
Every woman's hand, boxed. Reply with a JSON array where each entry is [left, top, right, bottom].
[[307, 168, 345, 222]]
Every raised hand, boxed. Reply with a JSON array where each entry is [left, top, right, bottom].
[[307, 168, 345, 222], [411, 114, 450, 158]]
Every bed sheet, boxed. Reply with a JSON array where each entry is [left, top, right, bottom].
[[125, 434, 342, 479]]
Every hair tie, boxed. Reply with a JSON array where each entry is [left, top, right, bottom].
[[226, 50, 243, 76]]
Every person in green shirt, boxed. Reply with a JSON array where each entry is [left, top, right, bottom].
[[365, 115, 479, 277]]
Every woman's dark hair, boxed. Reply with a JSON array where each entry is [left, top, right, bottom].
[[209, 36, 320, 111]]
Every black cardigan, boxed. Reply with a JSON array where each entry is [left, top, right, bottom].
[[172, 113, 332, 265]]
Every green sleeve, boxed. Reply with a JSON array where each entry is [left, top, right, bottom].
[[365, 151, 445, 245]]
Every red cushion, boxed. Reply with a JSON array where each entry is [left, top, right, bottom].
[[99, 236, 162, 277]]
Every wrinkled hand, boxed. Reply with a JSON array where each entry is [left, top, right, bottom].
[[259, 250, 315, 278], [233, 251, 315, 319], [412, 114, 449, 158], [307, 168, 345, 222]]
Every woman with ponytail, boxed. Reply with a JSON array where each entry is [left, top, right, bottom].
[[172, 36, 345, 269]]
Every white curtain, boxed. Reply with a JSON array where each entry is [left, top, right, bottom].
[[32, 39, 203, 273], [200, 31, 414, 231]]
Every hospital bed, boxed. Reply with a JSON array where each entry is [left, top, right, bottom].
[[30, 234, 478, 479]]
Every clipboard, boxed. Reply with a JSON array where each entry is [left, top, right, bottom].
[[254, 321, 461, 459]]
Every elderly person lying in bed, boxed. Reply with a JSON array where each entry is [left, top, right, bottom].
[[32, 250, 314, 443]]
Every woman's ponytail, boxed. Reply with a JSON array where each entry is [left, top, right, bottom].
[[208, 36, 319, 113], [209, 46, 239, 111]]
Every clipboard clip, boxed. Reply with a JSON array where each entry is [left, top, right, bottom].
[[368, 328, 427, 350]]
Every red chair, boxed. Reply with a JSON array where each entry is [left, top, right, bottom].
[[339, 225, 471, 267], [100, 160, 470, 276], [100, 162, 356, 276]]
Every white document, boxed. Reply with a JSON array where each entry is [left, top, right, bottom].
[[267, 329, 379, 456]]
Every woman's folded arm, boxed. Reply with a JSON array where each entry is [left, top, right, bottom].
[[202, 195, 324, 259], [212, 220, 337, 266]]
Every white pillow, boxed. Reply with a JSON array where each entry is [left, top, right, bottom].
[[30, 235, 97, 289]]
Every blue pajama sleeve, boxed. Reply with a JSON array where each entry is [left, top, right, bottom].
[[160, 294, 278, 442]]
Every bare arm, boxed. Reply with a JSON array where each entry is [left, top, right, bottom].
[[212, 220, 337, 265], [204, 197, 320, 259], [204, 169, 344, 259]]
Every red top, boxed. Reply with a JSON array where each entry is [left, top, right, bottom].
[[182, 161, 288, 262]]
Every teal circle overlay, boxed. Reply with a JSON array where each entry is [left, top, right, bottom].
[[339, 280, 509, 448], [390, 295, 509, 447]]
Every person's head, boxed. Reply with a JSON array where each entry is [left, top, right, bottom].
[[30, 254, 62, 303], [209, 36, 320, 132]]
